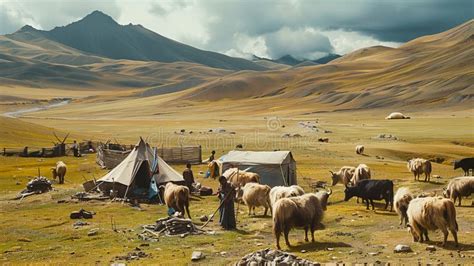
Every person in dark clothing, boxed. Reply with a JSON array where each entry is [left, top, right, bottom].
[[209, 150, 216, 162], [217, 175, 236, 230], [183, 163, 195, 192]]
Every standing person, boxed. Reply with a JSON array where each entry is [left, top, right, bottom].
[[71, 140, 80, 157], [209, 150, 216, 162], [217, 175, 236, 230], [183, 163, 195, 192]]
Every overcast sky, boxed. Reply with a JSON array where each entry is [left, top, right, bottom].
[[1, 0, 472, 59]]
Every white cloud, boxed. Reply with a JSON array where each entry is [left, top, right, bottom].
[[323, 30, 401, 55], [264, 27, 333, 59]]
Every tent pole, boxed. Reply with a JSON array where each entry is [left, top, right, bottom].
[[122, 185, 131, 204]]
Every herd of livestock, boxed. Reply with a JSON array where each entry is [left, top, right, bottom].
[[51, 155, 474, 250], [205, 157, 473, 249]]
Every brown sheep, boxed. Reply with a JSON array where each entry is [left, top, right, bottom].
[[51, 161, 67, 184], [269, 185, 305, 208], [394, 187, 413, 226], [273, 193, 325, 249], [443, 176, 474, 206], [407, 196, 458, 247], [224, 168, 260, 188], [329, 166, 356, 186], [241, 183, 272, 216], [407, 158, 432, 182], [162, 182, 191, 219]]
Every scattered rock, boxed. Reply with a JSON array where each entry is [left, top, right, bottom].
[[87, 228, 99, 236], [140, 243, 149, 247], [426, 245, 436, 252], [199, 215, 208, 222], [368, 252, 380, 256], [191, 251, 205, 261], [114, 251, 148, 261], [17, 238, 32, 242], [220, 251, 227, 256], [301, 250, 307, 253], [239, 249, 319, 265], [326, 248, 334, 251], [73, 220, 89, 228], [394, 244, 412, 253]]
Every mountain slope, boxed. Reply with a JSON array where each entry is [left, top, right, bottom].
[[175, 19, 474, 111], [27, 11, 265, 71]]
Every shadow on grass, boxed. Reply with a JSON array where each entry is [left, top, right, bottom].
[[287, 240, 352, 252], [423, 241, 474, 251]]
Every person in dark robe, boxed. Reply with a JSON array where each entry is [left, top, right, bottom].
[[182, 163, 195, 192], [217, 175, 236, 230]]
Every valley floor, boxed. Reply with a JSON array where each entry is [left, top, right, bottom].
[[0, 108, 473, 264]]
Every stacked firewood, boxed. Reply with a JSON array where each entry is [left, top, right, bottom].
[[139, 216, 204, 240], [26, 176, 52, 193]]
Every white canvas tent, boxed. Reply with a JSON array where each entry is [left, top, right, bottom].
[[98, 138, 183, 198], [218, 150, 297, 187]]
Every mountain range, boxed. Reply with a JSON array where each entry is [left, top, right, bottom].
[[0, 11, 472, 116]]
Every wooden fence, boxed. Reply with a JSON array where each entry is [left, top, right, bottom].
[[96, 145, 202, 169], [157, 145, 202, 165]]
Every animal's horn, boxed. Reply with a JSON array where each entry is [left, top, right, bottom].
[[329, 170, 334, 175], [326, 187, 332, 195]]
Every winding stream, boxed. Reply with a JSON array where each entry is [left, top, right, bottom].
[[3, 100, 71, 118]]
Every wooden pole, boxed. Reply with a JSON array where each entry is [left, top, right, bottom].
[[200, 190, 233, 229]]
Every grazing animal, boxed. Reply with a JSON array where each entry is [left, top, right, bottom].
[[394, 187, 414, 226], [162, 182, 191, 219], [385, 112, 410, 119], [269, 185, 305, 207], [443, 176, 474, 206], [315, 187, 333, 211], [355, 145, 365, 155], [351, 164, 371, 185], [344, 179, 394, 211], [273, 193, 325, 249], [454, 158, 474, 176], [406, 196, 458, 247], [329, 166, 356, 186], [241, 183, 272, 216], [223, 168, 260, 188], [407, 158, 432, 182], [51, 161, 67, 184]]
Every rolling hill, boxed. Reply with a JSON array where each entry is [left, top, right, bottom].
[[12, 11, 265, 71], [174, 19, 473, 111], [1, 15, 472, 118]]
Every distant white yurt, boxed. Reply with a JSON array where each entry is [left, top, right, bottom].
[[218, 150, 297, 187], [385, 112, 410, 120]]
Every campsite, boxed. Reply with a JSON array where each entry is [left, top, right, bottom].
[[1, 111, 473, 264], [0, 3, 473, 265]]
